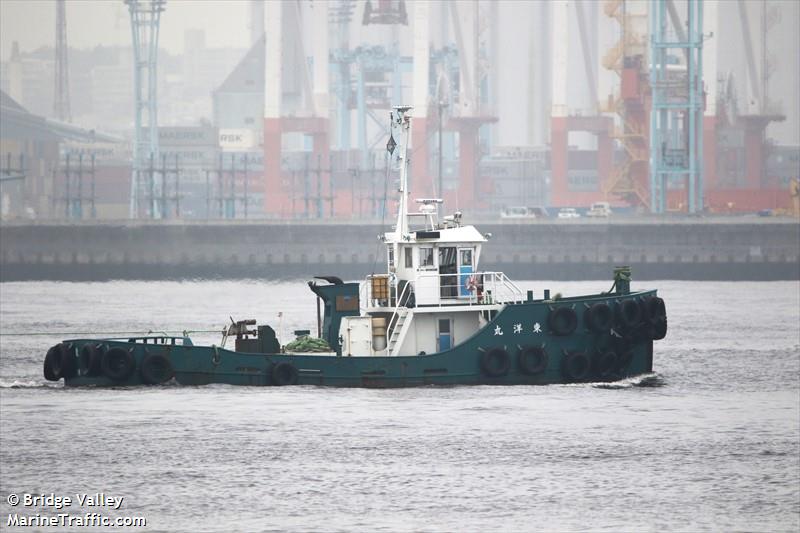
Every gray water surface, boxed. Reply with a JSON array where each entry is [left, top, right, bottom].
[[1, 280, 798, 532]]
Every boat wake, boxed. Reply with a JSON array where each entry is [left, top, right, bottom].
[[0, 379, 61, 389], [0, 378, 64, 389], [591, 373, 665, 389]]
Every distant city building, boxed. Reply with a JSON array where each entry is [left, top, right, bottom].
[[212, 36, 264, 138], [2, 37, 244, 134], [90, 62, 133, 129], [4, 42, 54, 119]]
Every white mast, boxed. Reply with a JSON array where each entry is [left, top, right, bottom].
[[393, 106, 413, 241]]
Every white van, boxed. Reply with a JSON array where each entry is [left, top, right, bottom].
[[587, 202, 612, 217], [557, 207, 581, 219]]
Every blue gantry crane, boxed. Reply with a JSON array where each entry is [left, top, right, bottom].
[[649, 0, 705, 213], [125, 0, 166, 218]]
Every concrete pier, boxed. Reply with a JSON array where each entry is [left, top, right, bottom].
[[1, 218, 798, 281]]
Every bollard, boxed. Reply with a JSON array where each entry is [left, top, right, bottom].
[[614, 266, 631, 294]]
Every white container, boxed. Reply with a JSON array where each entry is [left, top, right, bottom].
[[339, 316, 373, 356]]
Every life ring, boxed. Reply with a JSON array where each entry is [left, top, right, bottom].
[[43, 345, 64, 381], [616, 299, 643, 329], [561, 351, 591, 382], [271, 362, 299, 386], [592, 350, 619, 378], [78, 343, 103, 377], [102, 347, 136, 382], [548, 307, 578, 336], [465, 275, 478, 293], [140, 352, 174, 385], [518, 346, 548, 375], [584, 302, 613, 332], [480, 347, 511, 377]]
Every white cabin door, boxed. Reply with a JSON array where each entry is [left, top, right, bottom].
[[458, 247, 474, 297]]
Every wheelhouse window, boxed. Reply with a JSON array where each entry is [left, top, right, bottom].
[[388, 248, 394, 270], [404, 247, 413, 268], [420, 247, 434, 268], [439, 247, 458, 298], [460, 249, 473, 267]]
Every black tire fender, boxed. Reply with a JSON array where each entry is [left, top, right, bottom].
[[561, 351, 591, 382], [60, 343, 78, 379], [140, 352, 174, 385], [617, 348, 634, 371], [592, 350, 619, 378], [584, 302, 613, 332], [480, 347, 511, 377], [651, 317, 668, 340], [548, 307, 578, 336], [43, 345, 64, 381], [518, 346, 548, 375], [271, 362, 298, 386], [78, 343, 103, 377], [102, 347, 136, 382], [645, 296, 667, 324], [616, 299, 643, 329]]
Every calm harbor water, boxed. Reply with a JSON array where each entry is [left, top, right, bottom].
[[1, 279, 798, 532]]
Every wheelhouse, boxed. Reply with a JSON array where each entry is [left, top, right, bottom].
[[336, 107, 524, 358]]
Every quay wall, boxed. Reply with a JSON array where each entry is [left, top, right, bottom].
[[1, 219, 798, 281]]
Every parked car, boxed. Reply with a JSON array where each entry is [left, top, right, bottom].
[[586, 202, 613, 217], [557, 207, 581, 219]]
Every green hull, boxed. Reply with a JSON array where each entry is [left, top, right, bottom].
[[45, 110, 668, 389], [54, 289, 664, 388]]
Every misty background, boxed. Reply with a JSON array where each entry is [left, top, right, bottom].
[[2, 0, 798, 143], [0, 1, 798, 221]]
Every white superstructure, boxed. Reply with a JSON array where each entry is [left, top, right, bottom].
[[338, 107, 524, 357]]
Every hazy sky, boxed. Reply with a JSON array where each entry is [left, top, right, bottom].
[[0, 0, 250, 57]]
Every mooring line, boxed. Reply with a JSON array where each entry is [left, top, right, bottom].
[[0, 329, 221, 337]]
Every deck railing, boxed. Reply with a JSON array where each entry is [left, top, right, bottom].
[[104, 335, 193, 346], [363, 271, 524, 309]]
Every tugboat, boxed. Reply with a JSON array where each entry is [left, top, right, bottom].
[[43, 107, 667, 388]]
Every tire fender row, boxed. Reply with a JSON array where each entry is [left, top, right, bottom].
[[44, 343, 174, 385], [478, 295, 666, 381]]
